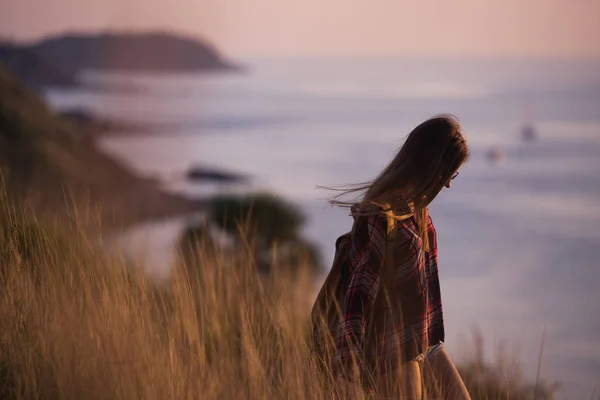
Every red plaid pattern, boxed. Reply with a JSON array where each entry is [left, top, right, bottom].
[[333, 209, 445, 381]]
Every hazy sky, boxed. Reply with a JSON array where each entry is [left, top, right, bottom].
[[2, 0, 599, 56]]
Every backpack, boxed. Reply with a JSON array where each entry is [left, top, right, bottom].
[[309, 205, 406, 384]]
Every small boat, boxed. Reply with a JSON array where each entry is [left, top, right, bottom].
[[486, 146, 506, 165], [522, 123, 537, 141], [521, 105, 538, 142]]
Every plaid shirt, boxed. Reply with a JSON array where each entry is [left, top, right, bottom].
[[333, 208, 445, 382]]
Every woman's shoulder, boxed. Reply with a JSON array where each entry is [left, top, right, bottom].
[[396, 216, 423, 246], [350, 205, 389, 242]]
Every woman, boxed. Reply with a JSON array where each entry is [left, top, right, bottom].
[[325, 115, 471, 399]]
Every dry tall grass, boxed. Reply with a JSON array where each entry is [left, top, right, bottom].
[[0, 202, 331, 400], [0, 202, 559, 399]]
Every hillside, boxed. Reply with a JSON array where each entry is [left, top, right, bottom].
[[0, 63, 204, 230], [31, 32, 237, 73], [0, 43, 77, 88], [0, 31, 237, 88]]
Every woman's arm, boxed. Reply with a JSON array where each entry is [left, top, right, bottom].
[[333, 212, 387, 382]]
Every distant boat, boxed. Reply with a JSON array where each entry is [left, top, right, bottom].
[[486, 146, 506, 165], [521, 123, 537, 142], [521, 104, 538, 142]]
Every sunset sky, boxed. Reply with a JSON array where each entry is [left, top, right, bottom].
[[1, 0, 599, 57]]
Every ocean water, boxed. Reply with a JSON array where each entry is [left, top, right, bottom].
[[45, 57, 600, 399]]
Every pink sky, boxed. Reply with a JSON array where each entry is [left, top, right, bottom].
[[1, 0, 599, 56]]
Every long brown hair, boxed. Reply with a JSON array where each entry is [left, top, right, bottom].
[[321, 114, 470, 251]]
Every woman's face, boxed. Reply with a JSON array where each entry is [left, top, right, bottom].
[[445, 171, 460, 189]]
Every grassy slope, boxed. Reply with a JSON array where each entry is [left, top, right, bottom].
[[0, 208, 561, 400], [0, 63, 204, 231]]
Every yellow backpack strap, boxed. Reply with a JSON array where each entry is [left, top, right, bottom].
[[384, 210, 396, 280], [380, 203, 398, 243], [380, 205, 397, 283], [385, 211, 397, 243]]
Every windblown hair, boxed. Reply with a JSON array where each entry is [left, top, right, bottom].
[[321, 114, 470, 251]]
